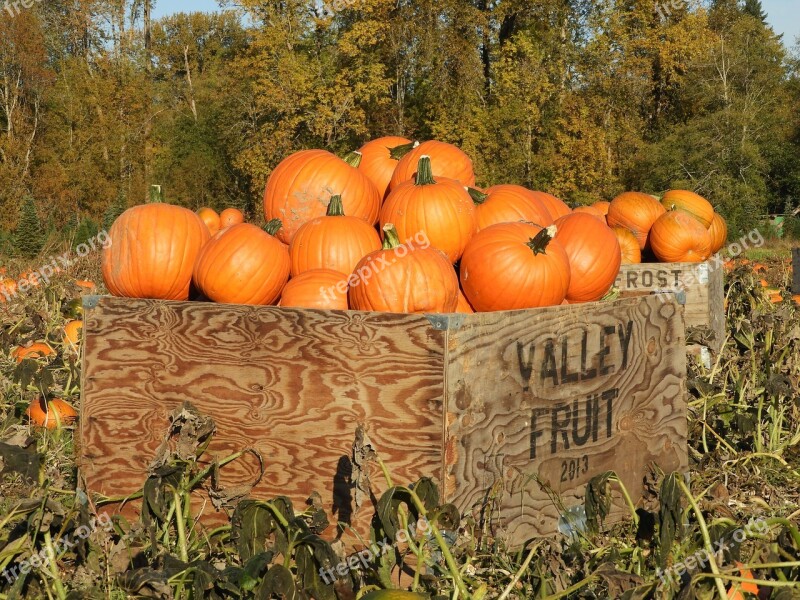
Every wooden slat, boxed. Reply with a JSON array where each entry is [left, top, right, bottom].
[[793, 248, 800, 295]]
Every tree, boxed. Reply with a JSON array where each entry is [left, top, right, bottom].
[[12, 197, 44, 258], [743, 0, 767, 24]]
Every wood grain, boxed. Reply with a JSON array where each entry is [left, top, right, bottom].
[[793, 248, 800, 295]]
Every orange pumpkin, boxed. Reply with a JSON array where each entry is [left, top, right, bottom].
[[219, 208, 245, 229], [193, 221, 290, 305], [573, 205, 606, 221], [64, 320, 83, 349], [290, 195, 381, 277], [0, 278, 17, 301], [649, 211, 712, 263], [103, 204, 210, 301], [460, 223, 571, 311], [349, 225, 459, 313], [708, 212, 728, 254], [613, 227, 642, 265], [389, 141, 475, 190], [75, 280, 96, 291], [12, 342, 55, 362], [662, 189, 714, 228], [26, 397, 78, 430], [380, 156, 476, 263], [456, 291, 475, 314], [197, 207, 221, 236], [529, 191, 571, 220], [264, 149, 381, 244], [554, 213, 621, 303], [726, 562, 759, 599], [592, 201, 611, 216], [351, 136, 412, 198], [280, 269, 349, 311], [607, 192, 666, 250], [469, 185, 554, 231]]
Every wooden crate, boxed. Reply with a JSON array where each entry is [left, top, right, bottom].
[[79, 295, 687, 547], [616, 260, 724, 353]]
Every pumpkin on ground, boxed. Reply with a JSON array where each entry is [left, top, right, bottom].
[[26, 397, 78, 430], [530, 191, 571, 220], [197, 207, 221, 236], [607, 192, 666, 250], [350, 135, 412, 198], [349, 225, 459, 313], [193, 221, 290, 305], [290, 195, 381, 277], [103, 204, 210, 301], [469, 185, 553, 231], [64, 320, 83, 349], [280, 269, 349, 310], [0, 278, 17, 301], [389, 140, 475, 190], [708, 212, 728, 254], [12, 342, 55, 362], [460, 223, 571, 311], [554, 213, 621, 303], [649, 211, 712, 263], [662, 189, 714, 228], [613, 226, 642, 265], [380, 156, 476, 263], [263, 149, 381, 244]]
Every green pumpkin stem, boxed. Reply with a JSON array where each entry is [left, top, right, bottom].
[[527, 225, 557, 255], [264, 219, 283, 237], [326, 195, 345, 217], [414, 156, 436, 186], [382, 224, 402, 250], [468, 187, 489, 205], [389, 141, 419, 161], [343, 151, 362, 168]]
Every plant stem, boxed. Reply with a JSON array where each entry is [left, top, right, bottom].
[[414, 156, 436, 186], [381, 224, 402, 250], [527, 226, 557, 255], [498, 544, 538, 600], [343, 151, 362, 168], [172, 489, 190, 563], [42, 531, 67, 600]]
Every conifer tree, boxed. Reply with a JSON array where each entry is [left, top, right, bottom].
[[12, 197, 44, 259]]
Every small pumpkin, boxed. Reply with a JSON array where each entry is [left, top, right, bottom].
[[592, 201, 611, 216], [456, 291, 475, 314], [350, 136, 412, 198], [469, 185, 554, 231], [530, 191, 571, 220], [219, 207, 245, 229], [607, 192, 666, 250], [12, 342, 55, 362], [662, 189, 714, 228], [460, 223, 571, 311], [280, 269, 349, 311], [103, 204, 210, 300], [613, 227, 642, 265], [75, 280, 96, 292], [290, 195, 381, 277], [64, 320, 84, 349], [389, 140, 475, 190], [726, 562, 759, 599], [349, 225, 459, 314], [554, 213, 621, 303], [0, 278, 17, 301], [26, 397, 78, 430], [381, 156, 476, 263], [708, 212, 728, 254], [197, 207, 221, 236], [193, 221, 290, 305], [649, 211, 712, 263]]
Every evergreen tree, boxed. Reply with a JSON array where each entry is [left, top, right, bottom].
[[12, 197, 45, 259], [743, 0, 767, 23], [103, 191, 128, 230], [74, 218, 100, 249]]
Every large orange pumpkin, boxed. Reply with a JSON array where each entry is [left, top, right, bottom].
[[349, 225, 459, 313], [263, 149, 381, 244], [460, 223, 571, 311], [662, 189, 714, 228], [197, 207, 221, 236], [649, 211, 712, 263], [351, 136, 412, 198], [193, 221, 290, 305], [470, 185, 554, 231], [280, 269, 349, 311], [12, 342, 55, 362], [389, 141, 475, 190], [103, 204, 210, 301], [708, 212, 728, 254], [554, 213, 621, 303], [26, 397, 78, 430], [219, 207, 245, 229], [613, 227, 642, 264], [530, 191, 571, 220], [380, 156, 476, 263], [573, 205, 606, 221], [607, 192, 666, 250]]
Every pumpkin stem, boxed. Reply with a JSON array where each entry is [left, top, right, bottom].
[[468, 187, 489, 205], [343, 151, 362, 168], [326, 195, 345, 217], [382, 224, 402, 250], [526, 225, 557, 255], [414, 156, 436, 186], [389, 141, 419, 161], [264, 219, 283, 237]]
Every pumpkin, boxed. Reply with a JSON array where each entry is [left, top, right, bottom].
[[613, 227, 642, 265], [349, 224, 459, 313], [263, 149, 381, 244], [649, 211, 712, 263], [219, 207, 245, 229], [607, 192, 666, 250], [662, 189, 714, 228], [460, 223, 571, 311], [381, 156, 476, 263], [573, 205, 606, 221], [708, 212, 728, 254], [554, 213, 621, 303], [280, 269, 349, 310], [456, 291, 475, 314], [350, 136, 412, 198], [26, 397, 78, 430], [793, 294, 800, 304], [389, 140, 475, 190], [12, 342, 55, 362], [469, 185, 554, 231], [290, 195, 381, 277], [193, 221, 290, 305], [530, 191, 571, 220], [197, 207, 221, 236], [64, 320, 83, 349], [592, 201, 611, 216], [103, 204, 210, 301], [726, 562, 759, 599], [0, 278, 17, 301]]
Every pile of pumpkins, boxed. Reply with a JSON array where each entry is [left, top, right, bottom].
[[102, 138, 728, 314]]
